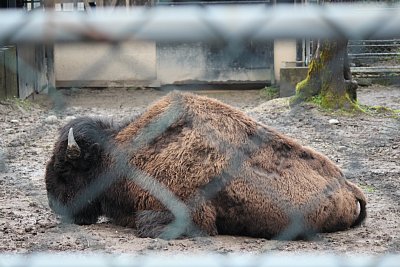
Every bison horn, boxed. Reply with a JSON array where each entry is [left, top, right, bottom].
[[67, 127, 81, 159]]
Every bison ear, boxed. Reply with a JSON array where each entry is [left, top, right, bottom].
[[83, 143, 101, 161]]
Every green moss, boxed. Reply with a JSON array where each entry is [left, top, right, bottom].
[[291, 90, 363, 113], [359, 104, 400, 117], [295, 58, 324, 101], [321, 91, 364, 112], [295, 78, 309, 94]]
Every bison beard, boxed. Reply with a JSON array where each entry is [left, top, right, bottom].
[[45, 91, 367, 240]]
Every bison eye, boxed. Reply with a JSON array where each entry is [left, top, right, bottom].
[[55, 167, 73, 183], [58, 174, 68, 183]]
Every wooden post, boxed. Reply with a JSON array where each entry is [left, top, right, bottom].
[[4, 46, 18, 98], [43, 0, 55, 9], [43, 0, 55, 94], [45, 45, 55, 94], [0, 49, 6, 100], [16, 44, 36, 99]]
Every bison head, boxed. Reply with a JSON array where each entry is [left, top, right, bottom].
[[45, 117, 115, 225]]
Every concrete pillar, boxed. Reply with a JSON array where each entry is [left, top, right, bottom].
[[273, 40, 297, 82]]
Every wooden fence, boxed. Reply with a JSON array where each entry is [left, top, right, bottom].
[[0, 46, 18, 100], [0, 44, 54, 100]]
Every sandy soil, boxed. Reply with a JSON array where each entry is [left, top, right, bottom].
[[0, 85, 399, 255]]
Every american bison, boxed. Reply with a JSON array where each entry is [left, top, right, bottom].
[[45, 91, 366, 239]]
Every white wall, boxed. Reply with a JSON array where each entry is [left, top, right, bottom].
[[55, 41, 284, 87]]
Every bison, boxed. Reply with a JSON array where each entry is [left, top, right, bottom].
[[45, 91, 366, 240]]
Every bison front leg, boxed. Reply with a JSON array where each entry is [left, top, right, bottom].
[[135, 210, 176, 238], [113, 215, 137, 228], [135, 203, 218, 239], [190, 201, 218, 236]]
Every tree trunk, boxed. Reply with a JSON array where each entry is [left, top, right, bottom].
[[295, 39, 358, 110]]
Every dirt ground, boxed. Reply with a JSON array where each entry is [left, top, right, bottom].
[[0, 85, 399, 255]]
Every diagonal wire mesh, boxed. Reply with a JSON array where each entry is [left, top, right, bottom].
[[0, 1, 399, 258]]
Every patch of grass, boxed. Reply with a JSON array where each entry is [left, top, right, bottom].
[[125, 86, 144, 91], [310, 95, 323, 106], [260, 86, 279, 100], [7, 97, 33, 110], [360, 184, 376, 194]]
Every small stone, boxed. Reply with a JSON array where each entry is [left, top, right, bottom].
[[10, 119, 19, 124], [0, 151, 6, 172], [8, 140, 22, 147], [329, 119, 340, 125], [44, 115, 58, 124], [65, 116, 76, 122]]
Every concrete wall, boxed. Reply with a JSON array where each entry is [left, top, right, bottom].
[[55, 41, 157, 87], [157, 43, 206, 84], [157, 42, 273, 85], [54, 40, 292, 88], [273, 40, 297, 82]]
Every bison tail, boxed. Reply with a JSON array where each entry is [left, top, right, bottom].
[[346, 181, 367, 228]]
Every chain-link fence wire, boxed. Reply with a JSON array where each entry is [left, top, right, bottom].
[[0, 2, 400, 254], [1, 253, 400, 267], [3, 4, 400, 42]]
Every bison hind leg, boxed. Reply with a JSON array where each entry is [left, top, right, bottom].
[[135, 210, 205, 240]]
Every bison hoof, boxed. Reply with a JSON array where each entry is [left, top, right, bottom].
[[136, 225, 168, 239], [135, 210, 175, 239], [73, 217, 98, 225], [136, 220, 188, 239]]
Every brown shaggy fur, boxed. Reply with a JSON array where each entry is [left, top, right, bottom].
[[45, 91, 367, 239]]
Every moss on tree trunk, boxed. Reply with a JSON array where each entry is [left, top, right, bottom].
[[294, 39, 358, 110]]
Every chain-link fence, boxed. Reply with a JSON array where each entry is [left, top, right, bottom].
[[0, 0, 400, 260], [1, 254, 400, 267]]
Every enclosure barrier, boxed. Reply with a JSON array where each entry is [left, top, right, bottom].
[[1, 254, 400, 267], [1, 4, 400, 43], [0, 2, 399, 257]]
